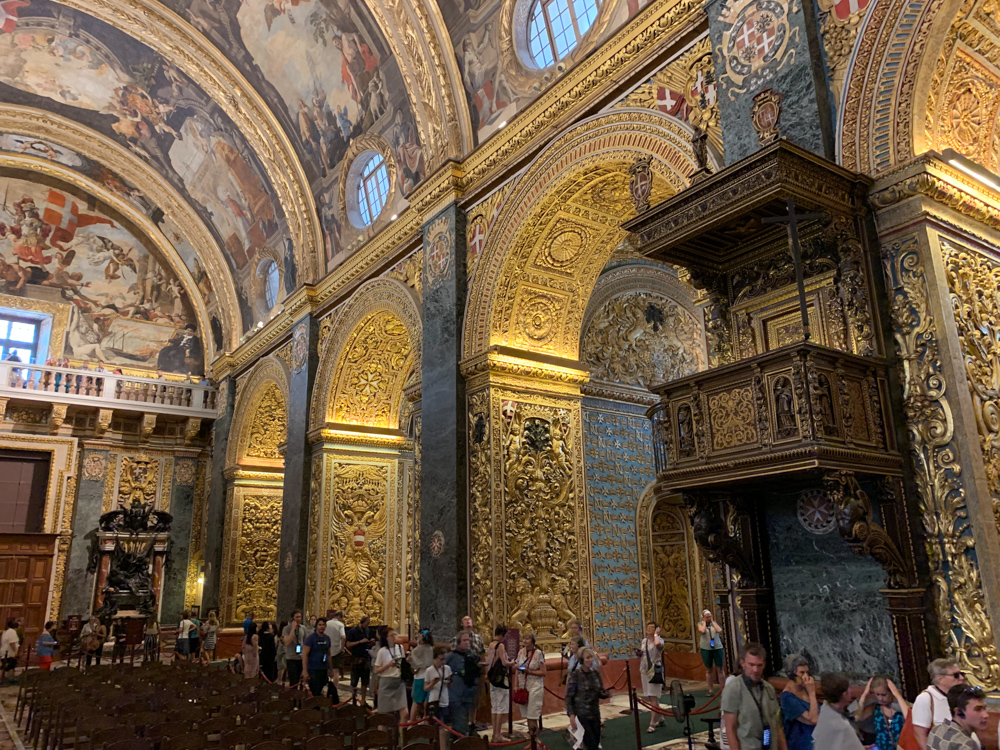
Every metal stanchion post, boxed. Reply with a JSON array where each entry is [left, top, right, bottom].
[[626, 661, 641, 750], [508, 666, 514, 737]]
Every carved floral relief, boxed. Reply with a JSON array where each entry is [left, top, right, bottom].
[[582, 290, 705, 388]]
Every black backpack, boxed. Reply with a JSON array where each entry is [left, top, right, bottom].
[[462, 653, 481, 687], [487, 653, 509, 689]]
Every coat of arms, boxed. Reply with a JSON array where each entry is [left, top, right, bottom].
[[424, 214, 454, 284], [717, 0, 799, 98]]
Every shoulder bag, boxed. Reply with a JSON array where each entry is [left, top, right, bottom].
[[644, 640, 664, 685], [512, 649, 533, 704]]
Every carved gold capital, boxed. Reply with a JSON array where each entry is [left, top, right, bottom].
[[411, 162, 467, 221], [461, 346, 590, 395]]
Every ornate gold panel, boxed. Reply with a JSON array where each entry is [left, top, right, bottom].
[[220, 489, 283, 624], [707, 386, 758, 450], [332, 312, 414, 428], [246, 385, 288, 460]]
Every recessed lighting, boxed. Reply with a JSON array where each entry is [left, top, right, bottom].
[[390, 214, 397, 220], [257, 321, 264, 329], [498, 121, 507, 129]]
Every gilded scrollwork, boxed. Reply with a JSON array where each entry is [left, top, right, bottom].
[[118, 455, 160, 509], [327, 463, 389, 625], [942, 241, 1000, 531], [581, 290, 704, 388], [468, 391, 494, 635], [707, 387, 758, 450], [231, 493, 283, 623], [246, 384, 288, 460], [883, 237, 1000, 689], [504, 402, 580, 642]]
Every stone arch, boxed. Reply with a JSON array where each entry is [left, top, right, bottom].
[[837, 0, 973, 174], [311, 278, 422, 432], [221, 356, 289, 625], [463, 110, 710, 361], [227, 356, 290, 471], [580, 260, 707, 392]]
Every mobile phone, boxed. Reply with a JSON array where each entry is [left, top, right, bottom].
[[762, 726, 771, 749], [519, 665, 526, 671], [296, 644, 302, 654]]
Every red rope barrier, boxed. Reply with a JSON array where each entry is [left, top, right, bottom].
[[635, 689, 722, 717]]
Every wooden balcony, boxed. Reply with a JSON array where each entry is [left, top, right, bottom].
[[646, 343, 901, 489], [0, 362, 217, 420]]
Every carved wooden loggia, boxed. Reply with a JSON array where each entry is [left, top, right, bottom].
[[626, 140, 930, 694]]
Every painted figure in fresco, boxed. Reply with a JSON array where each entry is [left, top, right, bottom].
[[334, 32, 379, 108], [392, 109, 424, 195], [0, 197, 53, 265]]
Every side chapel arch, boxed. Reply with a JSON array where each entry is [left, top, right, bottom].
[[464, 110, 711, 361], [462, 111, 711, 648], [221, 356, 289, 624], [306, 277, 421, 629]]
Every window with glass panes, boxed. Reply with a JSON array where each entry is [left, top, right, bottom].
[[357, 153, 390, 226], [0, 315, 40, 364], [528, 0, 600, 68]]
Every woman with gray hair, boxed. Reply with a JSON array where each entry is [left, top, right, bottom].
[[780, 654, 818, 750], [911, 657, 967, 749]]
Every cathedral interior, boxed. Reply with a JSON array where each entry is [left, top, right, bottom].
[[0, 0, 1000, 721]]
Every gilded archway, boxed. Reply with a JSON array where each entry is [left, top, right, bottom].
[[463, 110, 707, 361], [307, 278, 421, 629], [221, 357, 289, 624]]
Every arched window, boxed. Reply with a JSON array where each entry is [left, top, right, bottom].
[[356, 153, 390, 226], [528, 0, 600, 68], [263, 260, 280, 309]]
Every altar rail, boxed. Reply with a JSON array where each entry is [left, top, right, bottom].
[[646, 343, 901, 487], [0, 362, 217, 418]]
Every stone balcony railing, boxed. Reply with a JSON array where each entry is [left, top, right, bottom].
[[646, 343, 901, 488], [0, 362, 217, 419]]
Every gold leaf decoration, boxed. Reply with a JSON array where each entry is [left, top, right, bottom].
[[246, 384, 287, 460]]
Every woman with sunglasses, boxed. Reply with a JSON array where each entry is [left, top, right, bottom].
[[912, 658, 966, 749]]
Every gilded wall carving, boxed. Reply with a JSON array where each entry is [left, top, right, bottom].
[[942, 241, 1000, 531], [468, 391, 494, 638], [184, 459, 208, 609], [465, 113, 701, 361], [246, 384, 288, 460], [924, 0, 1000, 174], [883, 237, 1000, 689], [311, 279, 421, 432], [651, 506, 693, 642], [332, 311, 413, 428], [221, 491, 283, 624], [582, 290, 705, 388]]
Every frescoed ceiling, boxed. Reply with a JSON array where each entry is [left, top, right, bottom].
[[0, 0, 705, 353]]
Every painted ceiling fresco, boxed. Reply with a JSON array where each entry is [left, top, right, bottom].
[[0, 0, 289, 330], [0, 132, 226, 352], [0, 174, 205, 374], [445, 0, 648, 145], [168, 0, 425, 271]]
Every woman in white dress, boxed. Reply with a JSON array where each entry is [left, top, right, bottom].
[[485, 625, 515, 743], [374, 627, 408, 721], [515, 631, 546, 739], [639, 621, 665, 732]]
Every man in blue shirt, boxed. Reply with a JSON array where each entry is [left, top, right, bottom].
[[445, 632, 480, 736], [243, 611, 255, 636], [302, 618, 332, 698]]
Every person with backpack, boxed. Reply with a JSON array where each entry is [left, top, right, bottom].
[[445, 632, 480, 736], [639, 622, 665, 732], [485, 625, 514, 743]]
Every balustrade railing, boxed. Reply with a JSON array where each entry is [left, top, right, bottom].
[[0, 362, 216, 417]]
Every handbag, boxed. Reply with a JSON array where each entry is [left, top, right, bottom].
[[895, 694, 921, 750], [513, 649, 535, 704], [645, 641, 664, 685], [400, 647, 414, 684]]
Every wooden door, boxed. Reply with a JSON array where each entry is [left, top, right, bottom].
[[0, 535, 57, 659]]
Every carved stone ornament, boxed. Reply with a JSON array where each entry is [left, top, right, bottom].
[[83, 453, 108, 482], [100, 455, 172, 534], [291, 322, 308, 374], [797, 489, 836, 534], [628, 156, 654, 213], [751, 89, 784, 146], [424, 214, 454, 284], [430, 530, 445, 558]]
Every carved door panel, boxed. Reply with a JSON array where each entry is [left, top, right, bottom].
[[650, 504, 694, 648], [0, 534, 56, 659]]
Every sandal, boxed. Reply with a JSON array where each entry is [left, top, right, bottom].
[[647, 724, 659, 733]]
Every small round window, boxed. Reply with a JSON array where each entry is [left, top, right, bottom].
[[356, 152, 390, 226], [528, 0, 600, 68], [262, 260, 280, 309]]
